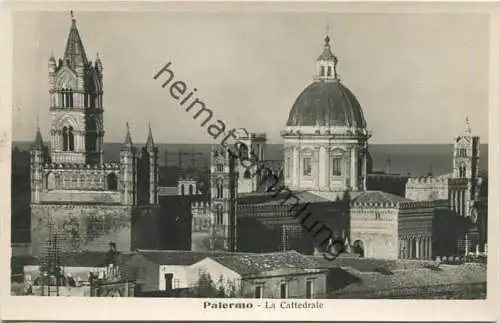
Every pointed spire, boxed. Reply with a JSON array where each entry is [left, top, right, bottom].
[[464, 116, 472, 136], [32, 124, 44, 151], [64, 11, 88, 69], [122, 122, 133, 150], [146, 123, 155, 152]]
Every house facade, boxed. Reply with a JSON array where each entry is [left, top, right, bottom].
[[192, 251, 328, 298]]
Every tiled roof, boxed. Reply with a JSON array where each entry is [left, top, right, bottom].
[[350, 190, 411, 204], [211, 250, 324, 276], [136, 250, 253, 266]]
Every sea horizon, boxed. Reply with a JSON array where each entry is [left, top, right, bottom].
[[11, 141, 489, 177]]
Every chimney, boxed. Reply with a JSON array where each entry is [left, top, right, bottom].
[[164, 273, 173, 295]]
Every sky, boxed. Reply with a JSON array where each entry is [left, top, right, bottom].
[[12, 11, 489, 144]]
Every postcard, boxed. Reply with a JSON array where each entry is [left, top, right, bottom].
[[0, 1, 498, 321]]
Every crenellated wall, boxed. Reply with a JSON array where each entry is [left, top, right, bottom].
[[41, 162, 121, 191], [349, 205, 399, 259], [405, 176, 449, 201]]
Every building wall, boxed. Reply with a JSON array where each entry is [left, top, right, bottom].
[[131, 206, 162, 250], [367, 174, 408, 197], [191, 201, 212, 251], [191, 257, 242, 295], [350, 207, 399, 259], [159, 265, 198, 290], [30, 204, 132, 256], [159, 196, 192, 250], [241, 271, 327, 299], [405, 177, 449, 201], [236, 200, 346, 254], [398, 201, 435, 259]]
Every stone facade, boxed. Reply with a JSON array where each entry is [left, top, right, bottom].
[[30, 15, 159, 256]]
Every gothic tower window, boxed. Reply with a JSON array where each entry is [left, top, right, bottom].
[[61, 88, 74, 108], [331, 157, 342, 176], [180, 184, 185, 195], [459, 165, 466, 178], [216, 161, 224, 172], [107, 173, 118, 191], [46, 173, 56, 190], [188, 184, 194, 195], [68, 127, 75, 151], [63, 126, 69, 151], [215, 205, 223, 225], [244, 170, 251, 179], [458, 148, 467, 157], [327, 66, 332, 77], [216, 179, 223, 198], [320, 66, 325, 77]]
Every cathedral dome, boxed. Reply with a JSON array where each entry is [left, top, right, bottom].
[[286, 80, 366, 128]]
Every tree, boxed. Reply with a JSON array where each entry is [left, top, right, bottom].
[[194, 271, 219, 297]]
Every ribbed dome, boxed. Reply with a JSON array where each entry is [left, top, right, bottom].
[[286, 80, 367, 128]]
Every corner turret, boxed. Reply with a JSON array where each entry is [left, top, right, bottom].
[[120, 123, 136, 205]]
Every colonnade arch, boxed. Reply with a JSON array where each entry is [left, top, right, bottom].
[[399, 235, 433, 260]]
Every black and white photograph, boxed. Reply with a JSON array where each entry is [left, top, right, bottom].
[[3, 2, 496, 316]]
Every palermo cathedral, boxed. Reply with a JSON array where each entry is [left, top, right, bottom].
[[30, 16, 487, 260], [192, 35, 488, 260]]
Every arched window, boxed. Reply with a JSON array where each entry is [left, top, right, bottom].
[[107, 173, 118, 191], [327, 66, 332, 76], [61, 88, 74, 108], [459, 165, 466, 178], [180, 184, 185, 195], [62, 127, 69, 151], [244, 170, 251, 179], [216, 205, 223, 225], [320, 66, 325, 77], [216, 161, 224, 172], [68, 127, 75, 151], [46, 173, 56, 190], [188, 184, 194, 195], [216, 180, 223, 198], [237, 143, 249, 160]]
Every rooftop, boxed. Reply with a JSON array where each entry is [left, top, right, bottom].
[[210, 250, 324, 276], [135, 249, 256, 266]]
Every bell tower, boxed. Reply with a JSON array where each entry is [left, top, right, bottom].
[[48, 12, 104, 165], [453, 117, 479, 180], [209, 146, 238, 251]]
